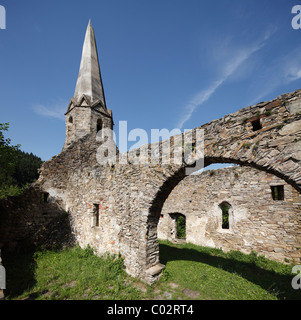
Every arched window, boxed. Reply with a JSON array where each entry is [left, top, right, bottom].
[[97, 119, 102, 133], [219, 201, 231, 229], [68, 116, 73, 124]]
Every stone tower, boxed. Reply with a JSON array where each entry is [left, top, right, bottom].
[[63, 20, 114, 150]]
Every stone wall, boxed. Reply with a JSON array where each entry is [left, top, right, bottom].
[[63, 99, 113, 151], [1, 88, 300, 284], [35, 88, 301, 282], [158, 166, 301, 263], [0, 186, 67, 251]]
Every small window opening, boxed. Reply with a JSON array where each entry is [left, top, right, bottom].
[[97, 119, 102, 133], [68, 116, 73, 124], [176, 214, 186, 239], [220, 201, 230, 229], [41, 192, 49, 204], [251, 118, 262, 131], [93, 204, 100, 227], [271, 185, 284, 201]]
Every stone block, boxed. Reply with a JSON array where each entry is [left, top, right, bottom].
[[145, 263, 165, 276]]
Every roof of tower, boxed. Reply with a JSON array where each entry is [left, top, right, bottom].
[[73, 20, 106, 107]]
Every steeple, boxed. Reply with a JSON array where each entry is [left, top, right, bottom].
[[74, 20, 106, 107], [63, 21, 114, 151]]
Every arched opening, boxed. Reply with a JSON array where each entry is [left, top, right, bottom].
[[146, 157, 301, 281], [68, 116, 73, 124], [219, 201, 231, 230]]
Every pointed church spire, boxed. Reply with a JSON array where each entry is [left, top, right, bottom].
[[74, 20, 106, 107]]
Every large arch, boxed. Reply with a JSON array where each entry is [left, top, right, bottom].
[[142, 94, 301, 282], [144, 157, 301, 283]]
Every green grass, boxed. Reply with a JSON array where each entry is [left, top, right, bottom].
[[158, 241, 300, 300], [2, 241, 301, 300], [3, 245, 142, 300]]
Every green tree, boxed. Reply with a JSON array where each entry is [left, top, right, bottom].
[[13, 150, 43, 186], [0, 123, 20, 186], [0, 123, 43, 199]]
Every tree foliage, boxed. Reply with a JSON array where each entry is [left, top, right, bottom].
[[0, 123, 43, 198], [0, 123, 19, 183]]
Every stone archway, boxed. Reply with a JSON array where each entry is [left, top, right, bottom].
[[144, 149, 301, 283], [31, 88, 301, 285]]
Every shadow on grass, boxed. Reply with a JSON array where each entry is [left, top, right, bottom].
[[159, 242, 300, 300], [1, 213, 75, 299], [2, 246, 37, 299]]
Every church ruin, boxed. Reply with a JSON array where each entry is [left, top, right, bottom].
[[0, 21, 300, 284]]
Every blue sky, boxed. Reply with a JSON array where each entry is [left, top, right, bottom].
[[1, 0, 301, 161]]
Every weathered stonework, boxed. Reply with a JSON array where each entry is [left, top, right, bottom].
[[63, 99, 113, 151], [33, 87, 301, 283], [0, 186, 68, 250], [0, 22, 300, 285], [158, 166, 301, 262]]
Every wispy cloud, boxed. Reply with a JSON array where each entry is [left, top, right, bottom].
[[285, 61, 301, 82], [176, 79, 223, 129], [32, 99, 67, 121], [176, 28, 276, 129], [248, 45, 301, 105]]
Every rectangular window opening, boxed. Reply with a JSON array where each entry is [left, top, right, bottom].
[[41, 192, 49, 204], [271, 185, 284, 201], [251, 118, 262, 131], [93, 204, 100, 227]]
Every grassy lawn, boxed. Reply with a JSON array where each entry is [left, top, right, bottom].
[[158, 240, 300, 300], [2, 240, 300, 300]]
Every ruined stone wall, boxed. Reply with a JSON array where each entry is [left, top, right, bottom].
[[37, 134, 154, 280], [65, 165, 145, 278], [35, 88, 301, 283], [0, 186, 66, 251], [1, 88, 300, 284], [158, 166, 301, 263]]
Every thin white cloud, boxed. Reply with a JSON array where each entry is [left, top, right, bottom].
[[176, 79, 223, 129], [32, 99, 67, 121], [249, 46, 301, 105], [286, 65, 301, 82], [177, 28, 276, 129]]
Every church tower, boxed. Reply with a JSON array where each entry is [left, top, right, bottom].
[[63, 20, 114, 150]]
